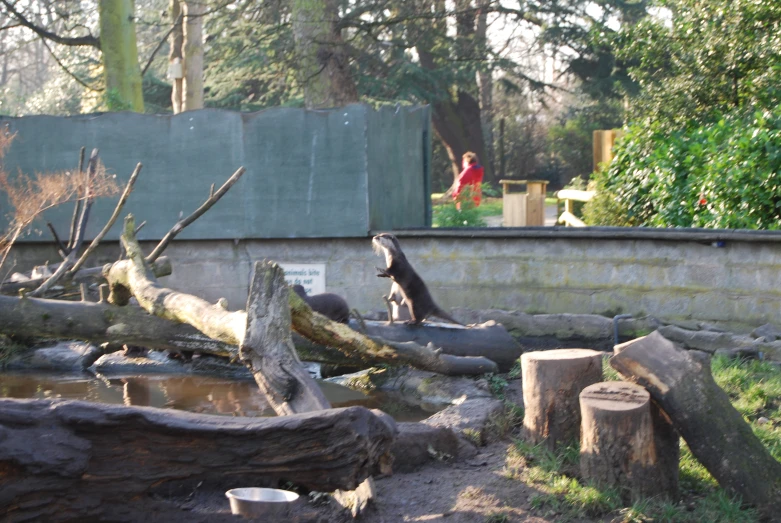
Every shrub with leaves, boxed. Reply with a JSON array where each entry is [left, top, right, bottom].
[[585, 107, 781, 228], [433, 186, 486, 227]]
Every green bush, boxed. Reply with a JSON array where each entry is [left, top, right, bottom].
[[585, 106, 781, 229], [433, 186, 486, 227]]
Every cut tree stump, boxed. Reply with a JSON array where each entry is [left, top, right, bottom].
[[0, 398, 396, 522], [611, 331, 781, 518], [522, 348, 603, 450], [580, 381, 679, 503]]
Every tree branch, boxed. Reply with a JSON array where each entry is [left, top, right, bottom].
[[0, 0, 100, 48], [145, 166, 246, 263], [70, 162, 142, 275]]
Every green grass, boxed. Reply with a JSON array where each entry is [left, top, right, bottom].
[[505, 355, 779, 522]]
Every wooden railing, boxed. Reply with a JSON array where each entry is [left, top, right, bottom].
[[556, 189, 595, 227]]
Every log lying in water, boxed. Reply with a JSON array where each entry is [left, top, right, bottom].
[[0, 398, 396, 522]]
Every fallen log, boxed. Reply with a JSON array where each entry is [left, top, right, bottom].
[[0, 293, 236, 357], [107, 216, 327, 415], [296, 319, 521, 372], [611, 332, 781, 518], [290, 303, 498, 375], [0, 398, 396, 522]]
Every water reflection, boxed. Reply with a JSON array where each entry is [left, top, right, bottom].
[[0, 373, 439, 421]]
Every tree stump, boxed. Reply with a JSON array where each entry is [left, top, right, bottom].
[[521, 348, 603, 450], [611, 332, 781, 518], [580, 381, 679, 503]]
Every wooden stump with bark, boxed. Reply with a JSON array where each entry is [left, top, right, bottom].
[[580, 381, 679, 503], [611, 331, 781, 518], [521, 348, 603, 450]]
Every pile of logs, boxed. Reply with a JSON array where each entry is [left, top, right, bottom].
[[520, 332, 781, 517], [0, 148, 515, 520]]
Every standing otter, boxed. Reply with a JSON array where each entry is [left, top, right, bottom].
[[372, 233, 461, 325], [291, 284, 351, 324]]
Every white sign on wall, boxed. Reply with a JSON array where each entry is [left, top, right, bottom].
[[279, 263, 326, 296]]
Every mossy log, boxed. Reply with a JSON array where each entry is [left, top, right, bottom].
[[0, 399, 395, 522], [611, 331, 781, 518], [580, 381, 678, 503], [521, 348, 603, 450]]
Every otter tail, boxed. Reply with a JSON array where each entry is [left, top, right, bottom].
[[431, 307, 463, 326]]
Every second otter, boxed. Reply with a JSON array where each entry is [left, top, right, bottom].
[[291, 284, 351, 324]]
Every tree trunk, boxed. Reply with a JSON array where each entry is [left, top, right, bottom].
[[98, 0, 144, 112], [241, 261, 330, 415], [475, 0, 495, 182], [291, 0, 358, 108], [0, 398, 396, 522], [611, 331, 781, 518], [182, 0, 204, 111], [168, 0, 183, 114], [521, 348, 603, 450], [580, 381, 678, 503], [296, 318, 521, 372], [290, 299, 498, 375]]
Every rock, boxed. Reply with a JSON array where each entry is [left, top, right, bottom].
[[391, 422, 463, 473], [423, 396, 505, 446], [4, 341, 101, 371], [752, 323, 781, 342]]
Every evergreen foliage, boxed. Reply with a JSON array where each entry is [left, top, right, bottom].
[[586, 0, 781, 228]]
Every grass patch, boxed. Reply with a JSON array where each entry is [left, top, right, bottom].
[[0, 335, 29, 368]]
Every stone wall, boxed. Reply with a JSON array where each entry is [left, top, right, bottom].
[[9, 227, 781, 331]]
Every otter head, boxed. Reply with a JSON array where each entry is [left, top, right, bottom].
[[372, 233, 402, 267], [291, 284, 308, 299]]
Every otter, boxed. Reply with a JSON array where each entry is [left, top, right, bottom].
[[372, 233, 461, 325], [291, 284, 351, 324]]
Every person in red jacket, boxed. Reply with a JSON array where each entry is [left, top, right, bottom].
[[452, 151, 484, 209]]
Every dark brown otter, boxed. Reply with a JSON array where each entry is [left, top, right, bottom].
[[372, 233, 461, 326], [291, 284, 351, 324]]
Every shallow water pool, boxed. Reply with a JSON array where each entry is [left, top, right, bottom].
[[0, 372, 440, 422]]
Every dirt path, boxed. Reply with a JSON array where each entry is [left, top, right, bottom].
[[359, 440, 593, 523]]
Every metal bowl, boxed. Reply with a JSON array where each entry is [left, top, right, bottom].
[[225, 487, 300, 518]]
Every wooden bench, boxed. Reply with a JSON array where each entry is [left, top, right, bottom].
[[555, 189, 595, 227]]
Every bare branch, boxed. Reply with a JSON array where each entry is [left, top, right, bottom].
[[0, 0, 100, 48], [70, 162, 142, 274], [141, 13, 183, 77], [28, 149, 99, 297], [145, 166, 246, 263], [45, 221, 69, 258]]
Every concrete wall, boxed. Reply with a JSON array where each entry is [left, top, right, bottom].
[[9, 227, 781, 330]]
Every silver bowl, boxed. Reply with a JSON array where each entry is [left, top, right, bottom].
[[225, 487, 300, 518]]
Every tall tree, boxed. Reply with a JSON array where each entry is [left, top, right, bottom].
[[291, 0, 358, 109], [98, 0, 144, 111], [182, 0, 204, 111], [168, 0, 184, 113], [0, 0, 145, 112]]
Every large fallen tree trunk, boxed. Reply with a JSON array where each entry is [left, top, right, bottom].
[[0, 293, 235, 357], [0, 398, 395, 523], [296, 319, 520, 372], [611, 331, 781, 518]]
